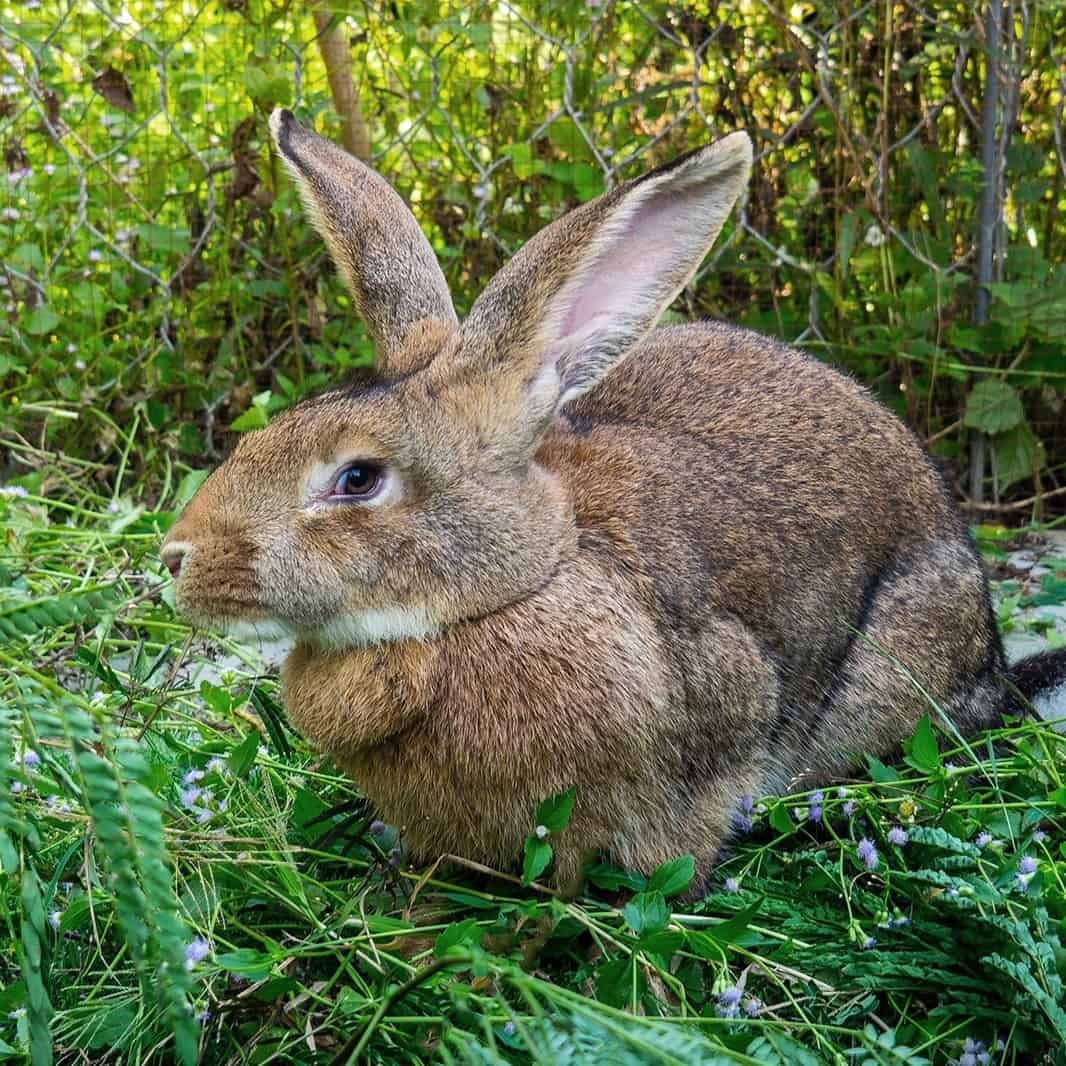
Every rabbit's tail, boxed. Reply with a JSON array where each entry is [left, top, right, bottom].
[[1004, 648, 1066, 722]]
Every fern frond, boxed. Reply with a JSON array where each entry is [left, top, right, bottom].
[[0, 586, 121, 642]]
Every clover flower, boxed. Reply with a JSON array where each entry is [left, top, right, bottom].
[[21, 750, 40, 768], [975, 831, 994, 849], [842, 800, 856, 817], [1019, 856, 1038, 875], [887, 826, 908, 847], [857, 837, 878, 871], [723, 877, 740, 893]]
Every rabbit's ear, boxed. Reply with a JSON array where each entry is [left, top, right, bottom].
[[460, 133, 751, 409], [269, 109, 457, 378]]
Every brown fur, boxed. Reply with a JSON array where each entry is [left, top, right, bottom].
[[163, 112, 1013, 893]]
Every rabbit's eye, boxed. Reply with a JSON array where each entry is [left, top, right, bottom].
[[331, 463, 383, 500]]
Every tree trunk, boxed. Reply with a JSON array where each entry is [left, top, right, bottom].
[[312, 5, 371, 161]]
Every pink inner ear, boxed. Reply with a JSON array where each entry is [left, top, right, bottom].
[[556, 181, 715, 348]]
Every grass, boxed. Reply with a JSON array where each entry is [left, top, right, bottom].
[[1, 465, 1065, 1065]]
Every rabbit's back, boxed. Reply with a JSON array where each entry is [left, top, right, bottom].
[[542, 322, 1002, 782]]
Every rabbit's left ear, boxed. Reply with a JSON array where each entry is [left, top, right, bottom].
[[457, 133, 751, 411], [269, 109, 457, 379]]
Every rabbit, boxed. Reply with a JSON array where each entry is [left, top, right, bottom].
[[162, 109, 1066, 895]]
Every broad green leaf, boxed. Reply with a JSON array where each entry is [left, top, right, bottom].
[[647, 855, 695, 898], [991, 424, 1044, 491], [522, 837, 552, 884], [216, 948, 274, 981], [23, 306, 60, 336], [622, 890, 669, 936], [228, 731, 259, 778], [433, 917, 481, 956], [903, 714, 940, 774], [963, 380, 1024, 434], [535, 787, 576, 833]]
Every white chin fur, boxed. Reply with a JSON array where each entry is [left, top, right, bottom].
[[307, 606, 440, 650]]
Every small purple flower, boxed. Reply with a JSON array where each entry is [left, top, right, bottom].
[[47, 909, 62, 931], [861, 935, 877, 950], [206, 757, 227, 775], [182, 769, 205, 785], [87, 249, 103, 263], [842, 800, 856, 817], [180, 786, 201, 808], [369, 820, 386, 838], [723, 877, 740, 893], [857, 838, 879, 871], [195, 1009, 211, 1024], [184, 937, 210, 968], [807, 805, 822, 823], [836, 786, 848, 799], [502, 1021, 516, 1037], [1032, 830, 1046, 844], [743, 996, 762, 1016], [740, 794, 754, 815], [22, 750, 40, 768], [10, 781, 23, 795], [809, 791, 824, 805], [388, 846, 402, 868], [975, 832, 993, 849], [735, 814, 752, 834], [1019, 856, 1038, 875], [716, 986, 742, 1018], [887, 826, 908, 847]]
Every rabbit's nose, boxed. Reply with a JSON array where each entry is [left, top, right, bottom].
[[161, 543, 188, 579]]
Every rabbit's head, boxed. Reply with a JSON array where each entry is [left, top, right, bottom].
[[162, 110, 751, 648]]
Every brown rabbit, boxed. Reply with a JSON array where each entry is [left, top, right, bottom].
[[162, 110, 1066, 893]]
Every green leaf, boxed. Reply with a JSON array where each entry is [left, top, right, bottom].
[[228, 731, 259, 778], [229, 404, 269, 432], [647, 855, 695, 898], [23, 306, 60, 336], [595, 957, 643, 1007], [903, 714, 940, 774], [584, 863, 647, 892], [622, 890, 669, 936], [216, 949, 274, 982], [699, 898, 764, 947], [522, 837, 552, 884], [991, 423, 1043, 491], [535, 787, 576, 833], [865, 754, 901, 782], [433, 917, 481, 957], [769, 802, 794, 835], [963, 379, 1024, 434], [135, 222, 190, 256]]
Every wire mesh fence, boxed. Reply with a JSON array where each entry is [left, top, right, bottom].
[[1, 1, 1064, 513]]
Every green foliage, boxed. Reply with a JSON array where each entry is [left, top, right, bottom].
[[0, 0, 1063, 509]]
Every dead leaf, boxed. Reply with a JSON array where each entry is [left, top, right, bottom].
[[92, 66, 135, 114]]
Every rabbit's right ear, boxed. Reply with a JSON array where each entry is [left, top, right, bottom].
[[269, 109, 457, 378]]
